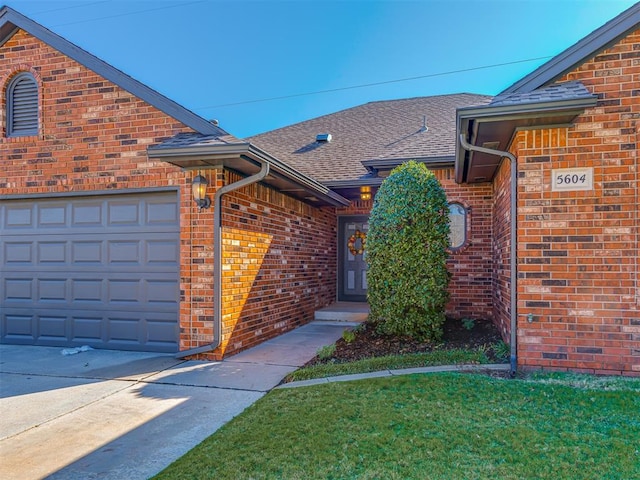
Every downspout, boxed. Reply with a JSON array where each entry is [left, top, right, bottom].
[[176, 160, 270, 358], [459, 134, 518, 377]]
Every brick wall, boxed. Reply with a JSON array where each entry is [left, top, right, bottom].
[[514, 29, 640, 376], [1, 30, 191, 193], [1, 29, 202, 351], [492, 157, 512, 341], [336, 168, 495, 321], [1, 29, 341, 360], [186, 170, 338, 358], [435, 168, 494, 320]]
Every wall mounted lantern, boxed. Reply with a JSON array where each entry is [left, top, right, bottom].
[[359, 185, 372, 201], [192, 174, 211, 209]]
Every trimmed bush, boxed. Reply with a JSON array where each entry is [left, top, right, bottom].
[[366, 161, 450, 341]]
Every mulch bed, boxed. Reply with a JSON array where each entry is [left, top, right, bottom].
[[305, 316, 506, 367]]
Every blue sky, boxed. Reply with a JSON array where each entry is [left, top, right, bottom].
[[5, 0, 637, 137]]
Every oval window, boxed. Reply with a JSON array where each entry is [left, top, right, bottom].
[[448, 203, 467, 250]]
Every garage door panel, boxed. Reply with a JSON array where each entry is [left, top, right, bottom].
[[38, 205, 66, 227], [108, 279, 141, 304], [147, 280, 179, 305], [107, 200, 141, 226], [2, 307, 178, 352], [38, 241, 67, 263], [71, 241, 103, 264], [38, 279, 67, 301], [1, 192, 179, 352], [108, 316, 140, 344], [5, 275, 178, 312], [146, 315, 179, 346], [108, 240, 141, 265], [4, 242, 33, 264], [147, 199, 178, 224], [72, 315, 103, 343], [72, 279, 103, 303], [4, 278, 33, 301], [19, 238, 178, 269], [5, 205, 32, 228], [72, 202, 103, 226], [3, 313, 36, 341], [39, 315, 67, 340], [147, 240, 178, 265]]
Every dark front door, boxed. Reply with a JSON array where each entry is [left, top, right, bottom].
[[338, 216, 369, 302]]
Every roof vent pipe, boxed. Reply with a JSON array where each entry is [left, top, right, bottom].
[[316, 133, 332, 142], [419, 116, 428, 132]]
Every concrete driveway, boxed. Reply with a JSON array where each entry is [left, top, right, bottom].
[[0, 322, 352, 480]]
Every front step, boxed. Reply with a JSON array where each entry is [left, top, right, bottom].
[[314, 302, 369, 322]]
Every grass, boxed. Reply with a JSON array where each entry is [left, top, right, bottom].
[[283, 347, 490, 382], [153, 372, 640, 480]]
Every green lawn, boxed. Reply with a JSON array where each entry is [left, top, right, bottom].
[[154, 372, 640, 480], [283, 348, 492, 382]]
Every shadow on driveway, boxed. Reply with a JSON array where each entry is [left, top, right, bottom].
[[0, 322, 351, 479]]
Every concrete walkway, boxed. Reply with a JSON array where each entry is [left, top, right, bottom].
[[0, 321, 354, 480]]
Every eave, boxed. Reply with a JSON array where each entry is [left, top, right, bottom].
[[361, 155, 454, 174], [148, 143, 350, 207], [455, 96, 598, 184]]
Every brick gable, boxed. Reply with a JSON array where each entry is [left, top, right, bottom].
[[1, 28, 342, 359], [1, 29, 191, 192], [513, 29, 639, 375]]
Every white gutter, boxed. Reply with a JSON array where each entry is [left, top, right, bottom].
[[176, 160, 270, 358], [459, 134, 518, 377]]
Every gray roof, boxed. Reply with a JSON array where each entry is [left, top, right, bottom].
[[249, 94, 492, 183], [455, 81, 598, 184], [454, 4, 638, 185], [490, 80, 596, 107], [501, 2, 640, 94], [148, 132, 247, 150], [148, 135, 350, 207], [0, 5, 227, 137]]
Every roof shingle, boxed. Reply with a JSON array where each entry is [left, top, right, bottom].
[[490, 81, 596, 107], [249, 94, 491, 183]]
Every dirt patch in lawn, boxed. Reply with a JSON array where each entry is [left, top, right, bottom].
[[305, 316, 506, 366]]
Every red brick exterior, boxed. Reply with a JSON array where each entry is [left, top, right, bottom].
[[0, 29, 339, 360], [511, 30, 640, 376], [194, 171, 338, 358], [435, 169, 494, 320], [491, 159, 513, 341], [4, 24, 638, 374], [0, 30, 191, 193], [336, 169, 495, 321]]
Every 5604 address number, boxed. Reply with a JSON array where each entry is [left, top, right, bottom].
[[551, 167, 593, 192]]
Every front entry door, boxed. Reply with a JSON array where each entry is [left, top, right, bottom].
[[338, 216, 369, 302]]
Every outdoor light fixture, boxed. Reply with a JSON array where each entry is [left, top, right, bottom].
[[360, 185, 372, 201], [192, 173, 211, 209]]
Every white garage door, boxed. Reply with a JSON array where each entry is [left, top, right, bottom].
[[0, 192, 180, 353]]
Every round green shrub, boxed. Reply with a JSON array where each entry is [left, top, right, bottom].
[[366, 161, 450, 341]]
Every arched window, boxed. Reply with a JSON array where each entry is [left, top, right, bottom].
[[7, 72, 39, 137], [448, 202, 467, 250]]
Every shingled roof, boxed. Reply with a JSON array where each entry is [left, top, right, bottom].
[[489, 80, 596, 107], [249, 94, 491, 185]]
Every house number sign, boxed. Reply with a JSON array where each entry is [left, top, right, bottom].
[[551, 167, 593, 192]]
